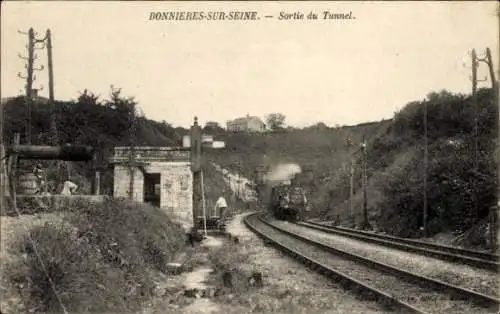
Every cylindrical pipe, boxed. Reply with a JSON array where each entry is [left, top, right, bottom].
[[7, 145, 94, 161]]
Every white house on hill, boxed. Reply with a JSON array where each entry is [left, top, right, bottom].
[[226, 114, 266, 133]]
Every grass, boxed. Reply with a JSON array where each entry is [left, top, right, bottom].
[[3, 198, 187, 313]]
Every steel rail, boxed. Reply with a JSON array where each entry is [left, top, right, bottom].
[[257, 214, 499, 312], [243, 212, 428, 314], [300, 220, 499, 271]]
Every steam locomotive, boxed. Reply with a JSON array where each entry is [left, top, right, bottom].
[[256, 173, 310, 222], [270, 181, 308, 221]]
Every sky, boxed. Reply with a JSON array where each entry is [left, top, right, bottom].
[[1, 1, 499, 128]]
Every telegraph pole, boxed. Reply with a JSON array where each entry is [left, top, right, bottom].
[[128, 106, 137, 200], [469, 47, 498, 243], [472, 49, 480, 222], [17, 28, 45, 144], [349, 159, 354, 216], [46, 29, 58, 145], [485, 48, 497, 91], [23, 28, 34, 144], [237, 158, 241, 200], [1, 98, 4, 212], [484, 47, 498, 249], [26, 29, 35, 99], [345, 137, 354, 218], [423, 97, 428, 236], [361, 136, 369, 229]]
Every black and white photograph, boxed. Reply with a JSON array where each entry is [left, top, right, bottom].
[[1, 1, 499, 313]]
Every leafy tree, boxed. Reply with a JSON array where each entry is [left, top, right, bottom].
[[77, 89, 100, 106], [2, 85, 182, 195], [203, 121, 225, 134], [265, 113, 286, 131]]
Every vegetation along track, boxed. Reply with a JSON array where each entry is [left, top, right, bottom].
[[300, 220, 499, 271], [243, 213, 499, 314]]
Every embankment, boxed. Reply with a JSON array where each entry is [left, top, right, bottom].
[[0, 198, 187, 313]]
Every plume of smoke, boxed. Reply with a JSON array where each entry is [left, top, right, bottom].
[[265, 163, 302, 182]]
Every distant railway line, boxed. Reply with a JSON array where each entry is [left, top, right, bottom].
[[244, 212, 499, 314], [299, 220, 499, 271]]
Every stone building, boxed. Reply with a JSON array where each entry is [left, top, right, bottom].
[[109, 146, 194, 225]]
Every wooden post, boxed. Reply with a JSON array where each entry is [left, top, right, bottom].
[[472, 49, 479, 222], [361, 136, 369, 229], [26, 29, 35, 144], [485, 48, 497, 90], [345, 137, 354, 218], [349, 161, 354, 217], [94, 171, 100, 195], [46, 29, 59, 146], [190, 117, 202, 227], [0, 100, 4, 213], [0, 143, 5, 214], [489, 206, 497, 250], [423, 97, 428, 236], [90, 153, 99, 195], [201, 170, 207, 236], [485, 48, 500, 223]]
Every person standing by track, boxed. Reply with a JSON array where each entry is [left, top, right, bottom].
[[215, 191, 229, 224]]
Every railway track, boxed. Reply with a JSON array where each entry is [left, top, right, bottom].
[[244, 212, 499, 314], [299, 220, 499, 271]]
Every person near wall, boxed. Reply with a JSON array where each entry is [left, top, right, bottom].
[[60, 179, 78, 196], [215, 191, 228, 222]]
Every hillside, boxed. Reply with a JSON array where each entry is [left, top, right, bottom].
[[2, 88, 187, 194], [206, 120, 391, 214], [207, 88, 498, 242]]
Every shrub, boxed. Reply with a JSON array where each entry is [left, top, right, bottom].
[[9, 199, 186, 313]]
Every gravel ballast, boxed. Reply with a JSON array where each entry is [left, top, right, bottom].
[[255, 217, 494, 314], [275, 220, 499, 297], [223, 212, 388, 314]]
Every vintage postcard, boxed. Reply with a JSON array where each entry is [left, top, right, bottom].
[[1, 1, 499, 313]]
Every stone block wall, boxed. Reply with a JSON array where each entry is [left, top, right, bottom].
[[158, 162, 193, 224], [113, 165, 144, 202], [112, 161, 193, 227]]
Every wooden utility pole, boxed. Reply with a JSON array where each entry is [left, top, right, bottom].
[[349, 159, 354, 216], [484, 47, 498, 250], [190, 117, 202, 227], [485, 48, 497, 90], [128, 107, 137, 200], [237, 158, 241, 200], [472, 49, 479, 222], [0, 102, 5, 213], [25, 29, 35, 144], [361, 136, 369, 229], [345, 137, 354, 217], [46, 29, 58, 145], [423, 97, 428, 236], [18, 28, 46, 145]]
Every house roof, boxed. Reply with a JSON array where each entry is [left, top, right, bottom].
[[228, 115, 264, 125]]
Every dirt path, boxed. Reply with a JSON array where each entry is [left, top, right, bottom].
[[219, 212, 387, 313], [147, 212, 388, 313]]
